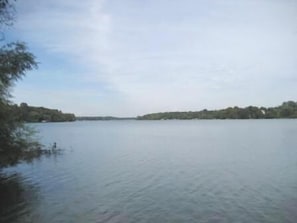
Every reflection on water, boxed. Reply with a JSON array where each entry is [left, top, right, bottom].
[[0, 173, 39, 223], [0, 120, 297, 223]]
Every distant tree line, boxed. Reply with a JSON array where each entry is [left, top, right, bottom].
[[76, 116, 135, 121], [12, 103, 76, 122], [137, 101, 297, 120]]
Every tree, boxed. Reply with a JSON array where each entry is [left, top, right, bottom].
[[0, 0, 40, 167], [0, 42, 37, 99], [0, 0, 15, 41]]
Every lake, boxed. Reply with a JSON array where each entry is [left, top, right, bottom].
[[1, 120, 297, 223]]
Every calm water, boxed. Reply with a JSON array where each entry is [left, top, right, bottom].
[[1, 120, 297, 223]]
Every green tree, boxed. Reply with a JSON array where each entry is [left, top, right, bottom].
[[0, 0, 40, 167]]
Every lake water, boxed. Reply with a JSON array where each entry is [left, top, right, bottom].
[[1, 120, 297, 223]]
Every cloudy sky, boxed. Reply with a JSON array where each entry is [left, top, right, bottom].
[[7, 0, 297, 116]]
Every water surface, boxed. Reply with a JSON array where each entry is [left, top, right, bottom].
[[1, 120, 297, 222]]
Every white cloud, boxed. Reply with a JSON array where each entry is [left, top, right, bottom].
[[16, 0, 111, 65]]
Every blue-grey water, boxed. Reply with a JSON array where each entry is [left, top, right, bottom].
[[1, 120, 297, 223]]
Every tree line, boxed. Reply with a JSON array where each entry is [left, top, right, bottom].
[[76, 116, 135, 121], [14, 103, 75, 122], [137, 101, 297, 120]]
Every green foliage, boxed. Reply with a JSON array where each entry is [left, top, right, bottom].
[[17, 103, 76, 122], [137, 101, 297, 120], [0, 42, 37, 99], [0, 43, 40, 167], [0, 0, 42, 167]]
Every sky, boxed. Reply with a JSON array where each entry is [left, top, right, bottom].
[[6, 0, 297, 116]]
